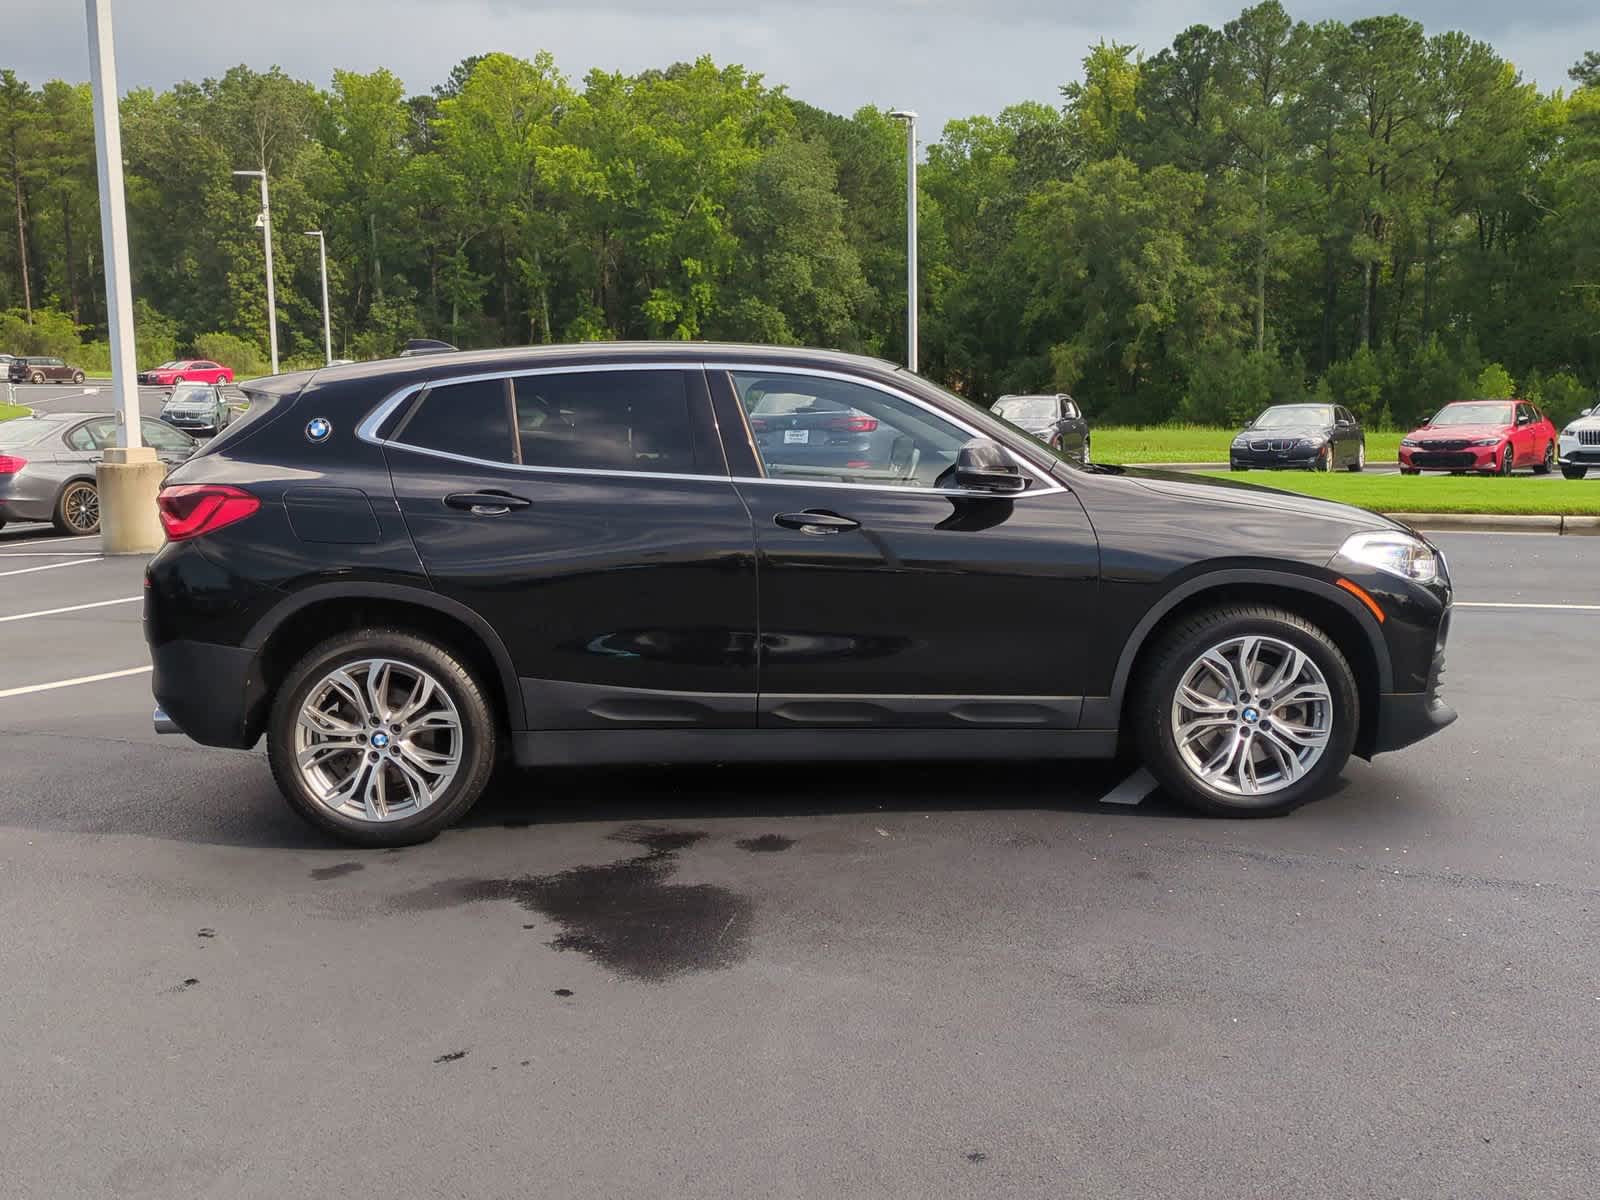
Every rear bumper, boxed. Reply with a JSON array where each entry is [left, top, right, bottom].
[[150, 637, 265, 748]]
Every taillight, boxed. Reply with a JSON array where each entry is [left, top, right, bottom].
[[748, 418, 769, 432], [827, 415, 879, 433], [0, 455, 26, 475], [157, 484, 260, 541]]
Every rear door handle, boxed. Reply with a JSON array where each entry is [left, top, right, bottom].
[[774, 510, 860, 535], [445, 491, 531, 516]]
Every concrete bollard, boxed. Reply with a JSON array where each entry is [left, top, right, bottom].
[[97, 446, 166, 553]]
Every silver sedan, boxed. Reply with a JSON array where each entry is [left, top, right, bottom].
[[0, 411, 196, 535]]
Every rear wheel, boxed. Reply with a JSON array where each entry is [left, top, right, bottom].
[[52, 479, 100, 536], [29, 371, 43, 384], [71, 370, 85, 384], [267, 629, 498, 847], [1347, 442, 1365, 472], [1133, 606, 1358, 818], [1533, 441, 1554, 475], [1562, 464, 1588, 480]]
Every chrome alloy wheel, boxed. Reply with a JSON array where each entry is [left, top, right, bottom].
[[1170, 635, 1333, 798], [293, 658, 463, 822]]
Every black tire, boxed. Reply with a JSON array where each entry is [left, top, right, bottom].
[[266, 628, 499, 847], [52, 479, 100, 536], [172, 375, 185, 385], [1311, 447, 1332, 472], [1533, 441, 1554, 475], [1400, 467, 1420, 476], [71, 370, 85, 384], [1562, 465, 1587, 480], [1497, 446, 1514, 477], [1347, 441, 1365, 472], [29, 371, 43, 384], [1132, 604, 1359, 818]]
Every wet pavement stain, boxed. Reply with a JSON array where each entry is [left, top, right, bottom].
[[389, 824, 752, 983], [966, 1152, 988, 1164], [195, 928, 215, 939], [736, 834, 794, 853], [310, 862, 364, 880], [552, 988, 574, 997], [433, 1050, 467, 1064]]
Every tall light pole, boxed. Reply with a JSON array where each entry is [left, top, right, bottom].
[[305, 230, 332, 365], [86, 0, 164, 553], [233, 168, 279, 374], [889, 109, 918, 373]]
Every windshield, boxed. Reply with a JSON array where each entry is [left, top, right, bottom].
[[993, 397, 1058, 422], [1252, 405, 1333, 429], [167, 384, 214, 405], [1431, 402, 1513, 426]]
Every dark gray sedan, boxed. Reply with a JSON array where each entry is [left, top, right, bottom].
[[159, 382, 235, 437], [989, 394, 1091, 462], [0, 411, 196, 535]]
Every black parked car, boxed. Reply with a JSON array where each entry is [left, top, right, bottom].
[[990, 393, 1090, 462], [1231, 403, 1365, 472], [145, 344, 1454, 846]]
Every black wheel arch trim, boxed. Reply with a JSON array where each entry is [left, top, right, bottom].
[[1082, 568, 1393, 728], [241, 581, 527, 728]]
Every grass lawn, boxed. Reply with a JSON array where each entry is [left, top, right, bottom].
[[0, 402, 28, 422], [1097, 426, 1403, 463], [1205, 470, 1600, 515]]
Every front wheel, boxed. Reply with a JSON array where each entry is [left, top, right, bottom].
[[1562, 464, 1588, 480], [1313, 447, 1333, 472], [1497, 445, 1514, 477], [172, 375, 185, 385], [52, 479, 100, 536], [267, 629, 498, 847], [1533, 441, 1554, 475], [71, 370, 85, 384], [1133, 606, 1358, 817]]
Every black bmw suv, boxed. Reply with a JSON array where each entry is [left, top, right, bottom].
[[145, 344, 1455, 846]]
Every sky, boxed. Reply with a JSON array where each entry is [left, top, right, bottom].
[[12, 0, 1598, 139]]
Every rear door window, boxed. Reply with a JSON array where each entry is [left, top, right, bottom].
[[394, 377, 515, 463], [511, 370, 694, 473]]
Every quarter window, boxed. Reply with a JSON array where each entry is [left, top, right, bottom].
[[395, 377, 516, 463], [733, 372, 971, 488]]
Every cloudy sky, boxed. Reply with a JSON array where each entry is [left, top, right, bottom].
[[13, 0, 1598, 136]]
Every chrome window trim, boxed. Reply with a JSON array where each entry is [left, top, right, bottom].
[[357, 358, 1067, 500]]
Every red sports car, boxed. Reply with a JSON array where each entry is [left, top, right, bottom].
[[1398, 399, 1558, 476], [138, 359, 235, 387]]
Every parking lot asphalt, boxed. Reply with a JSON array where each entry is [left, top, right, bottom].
[[1, 530, 1596, 1199], [7, 381, 173, 420]]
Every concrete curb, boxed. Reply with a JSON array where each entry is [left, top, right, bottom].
[[1385, 512, 1600, 535]]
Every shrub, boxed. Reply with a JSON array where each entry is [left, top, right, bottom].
[[0, 307, 82, 357], [1537, 372, 1597, 427], [1324, 347, 1385, 426], [192, 331, 267, 376], [1474, 362, 1515, 399]]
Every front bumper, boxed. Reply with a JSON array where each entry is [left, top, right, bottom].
[[1558, 438, 1600, 467], [1230, 445, 1322, 468], [1370, 609, 1455, 753], [150, 636, 266, 748], [1399, 444, 1500, 470]]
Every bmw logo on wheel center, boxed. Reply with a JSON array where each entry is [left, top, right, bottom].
[[1242, 707, 1260, 724], [306, 417, 333, 442]]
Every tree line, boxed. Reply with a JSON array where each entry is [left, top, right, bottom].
[[2, 2, 1598, 427]]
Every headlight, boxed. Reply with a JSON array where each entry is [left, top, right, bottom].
[[1399, 437, 1419, 448], [1232, 435, 1249, 447], [1337, 531, 1439, 584], [1469, 438, 1501, 446], [1296, 437, 1326, 449]]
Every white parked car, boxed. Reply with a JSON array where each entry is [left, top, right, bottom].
[[1558, 406, 1600, 479]]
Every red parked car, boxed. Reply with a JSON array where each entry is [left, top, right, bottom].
[[1398, 400, 1558, 476], [138, 359, 234, 387]]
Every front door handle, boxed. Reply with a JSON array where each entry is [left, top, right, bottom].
[[445, 491, 532, 516], [774, 510, 860, 535]]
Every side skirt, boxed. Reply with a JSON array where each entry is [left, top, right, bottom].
[[511, 728, 1119, 768]]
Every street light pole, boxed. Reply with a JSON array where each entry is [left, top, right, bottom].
[[86, 0, 164, 553], [889, 110, 918, 373], [305, 230, 332, 365], [233, 168, 279, 374]]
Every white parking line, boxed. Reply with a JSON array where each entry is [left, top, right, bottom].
[[0, 665, 151, 700], [0, 550, 109, 558], [0, 532, 103, 549], [0, 596, 141, 624], [0, 557, 102, 578], [1455, 601, 1600, 611]]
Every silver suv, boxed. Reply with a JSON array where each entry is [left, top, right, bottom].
[[1558, 405, 1600, 479]]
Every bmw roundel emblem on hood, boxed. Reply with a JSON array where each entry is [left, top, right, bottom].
[[306, 417, 333, 443]]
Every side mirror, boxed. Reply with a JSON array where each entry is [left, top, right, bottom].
[[954, 438, 1027, 494], [1581, 408, 1593, 418]]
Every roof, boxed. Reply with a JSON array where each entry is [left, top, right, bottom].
[[291, 341, 907, 389]]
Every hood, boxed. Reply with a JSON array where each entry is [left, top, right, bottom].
[[1561, 412, 1600, 431], [1408, 423, 1508, 440], [1239, 423, 1331, 440], [1112, 466, 1401, 533]]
